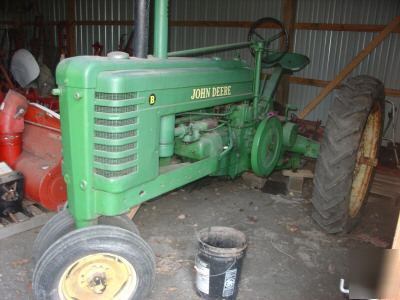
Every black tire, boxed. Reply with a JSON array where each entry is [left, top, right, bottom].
[[311, 75, 384, 233], [33, 225, 155, 300], [32, 209, 139, 262]]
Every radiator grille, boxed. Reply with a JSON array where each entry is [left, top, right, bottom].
[[95, 92, 137, 100], [95, 166, 137, 178], [94, 154, 137, 165], [95, 118, 137, 127], [95, 105, 137, 113], [95, 130, 137, 139], [95, 142, 136, 152], [93, 91, 139, 179]]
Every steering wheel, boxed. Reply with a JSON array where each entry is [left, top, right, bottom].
[[247, 17, 289, 66]]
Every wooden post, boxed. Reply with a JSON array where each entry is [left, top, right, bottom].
[[392, 215, 400, 249], [66, 0, 76, 57], [298, 16, 400, 119], [276, 0, 297, 108], [379, 213, 400, 299]]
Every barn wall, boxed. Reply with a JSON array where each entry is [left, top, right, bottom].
[[0, 0, 398, 141], [169, 0, 400, 141], [291, 0, 400, 144]]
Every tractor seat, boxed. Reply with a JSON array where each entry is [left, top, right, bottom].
[[278, 53, 310, 72]]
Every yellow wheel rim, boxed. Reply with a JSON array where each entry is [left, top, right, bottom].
[[349, 103, 382, 218], [58, 253, 137, 300]]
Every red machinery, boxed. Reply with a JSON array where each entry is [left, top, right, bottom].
[[25, 88, 60, 112], [0, 90, 66, 211], [0, 90, 28, 166]]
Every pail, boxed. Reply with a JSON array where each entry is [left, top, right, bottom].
[[195, 226, 247, 299]]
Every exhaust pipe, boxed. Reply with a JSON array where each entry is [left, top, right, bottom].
[[133, 0, 150, 58]]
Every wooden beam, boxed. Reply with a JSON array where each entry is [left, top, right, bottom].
[[298, 16, 400, 119], [1, 20, 399, 33], [127, 205, 141, 220], [288, 76, 400, 98], [295, 22, 400, 33], [385, 88, 400, 98], [170, 21, 400, 33], [66, 0, 76, 57], [0, 213, 54, 240], [393, 215, 400, 249], [276, 0, 297, 107]]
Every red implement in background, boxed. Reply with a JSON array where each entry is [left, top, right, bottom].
[[0, 90, 28, 166], [25, 88, 60, 112], [13, 102, 66, 211]]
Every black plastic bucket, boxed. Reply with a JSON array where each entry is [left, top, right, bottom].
[[195, 226, 247, 299]]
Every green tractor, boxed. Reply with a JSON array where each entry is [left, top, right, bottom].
[[31, 0, 384, 298]]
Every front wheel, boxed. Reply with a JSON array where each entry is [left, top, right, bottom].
[[33, 225, 155, 300], [311, 75, 384, 233], [32, 209, 140, 262]]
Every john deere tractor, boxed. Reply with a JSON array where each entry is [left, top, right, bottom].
[[31, 0, 384, 298]]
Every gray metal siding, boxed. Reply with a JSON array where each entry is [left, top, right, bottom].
[[170, 0, 400, 142], [170, 0, 281, 60], [75, 0, 135, 55], [0, 0, 398, 141], [291, 0, 400, 142]]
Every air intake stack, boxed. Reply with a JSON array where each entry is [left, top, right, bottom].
[[153, 0, 169, 58]]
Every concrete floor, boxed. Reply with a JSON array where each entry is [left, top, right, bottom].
[[0, 176, 397, 300]]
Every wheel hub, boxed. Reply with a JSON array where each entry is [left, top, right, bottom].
[[89, 272, 107, 294], [58, 253, 137, 300]]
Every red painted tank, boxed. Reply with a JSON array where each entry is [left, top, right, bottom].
[[13, 103, 67, 211], [0, 90, 28, 166]]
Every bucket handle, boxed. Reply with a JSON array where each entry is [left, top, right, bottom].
[[194, 255, 237, 278]]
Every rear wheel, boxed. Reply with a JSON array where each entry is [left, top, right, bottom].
[[33, 209, 139, 262], [33, 225, 155, 300], [311, 75, 384, 233]]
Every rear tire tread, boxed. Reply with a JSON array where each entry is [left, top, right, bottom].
[[311, 75, 384, 233]]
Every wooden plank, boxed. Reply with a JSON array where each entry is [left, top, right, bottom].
[[375, 173, 400, 181], [288, 76, 400, 98], [393, 214, 400, 249], [276, 0, 297, 107], [287, 176, 304, 196], [369, 168, 400, 201], [0, 212, 54, 240], [242, 172, 267, 189], [282, 169, 314, 178], [373, 178, 400, 187], [127, 205, 141, 220], [370, 187, 400, 200], [298, 16, 400, 119], [371, 182, 400, 190]]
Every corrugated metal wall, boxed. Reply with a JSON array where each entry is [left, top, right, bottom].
[[169, 0, 281, 60], [291, 0, 400, 135], [75, 0, 135, 55], [0, 0, 399, 141], [169, 0, 400, 141]]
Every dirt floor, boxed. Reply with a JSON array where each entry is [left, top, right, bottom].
[[0, 175, 398, 300]]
